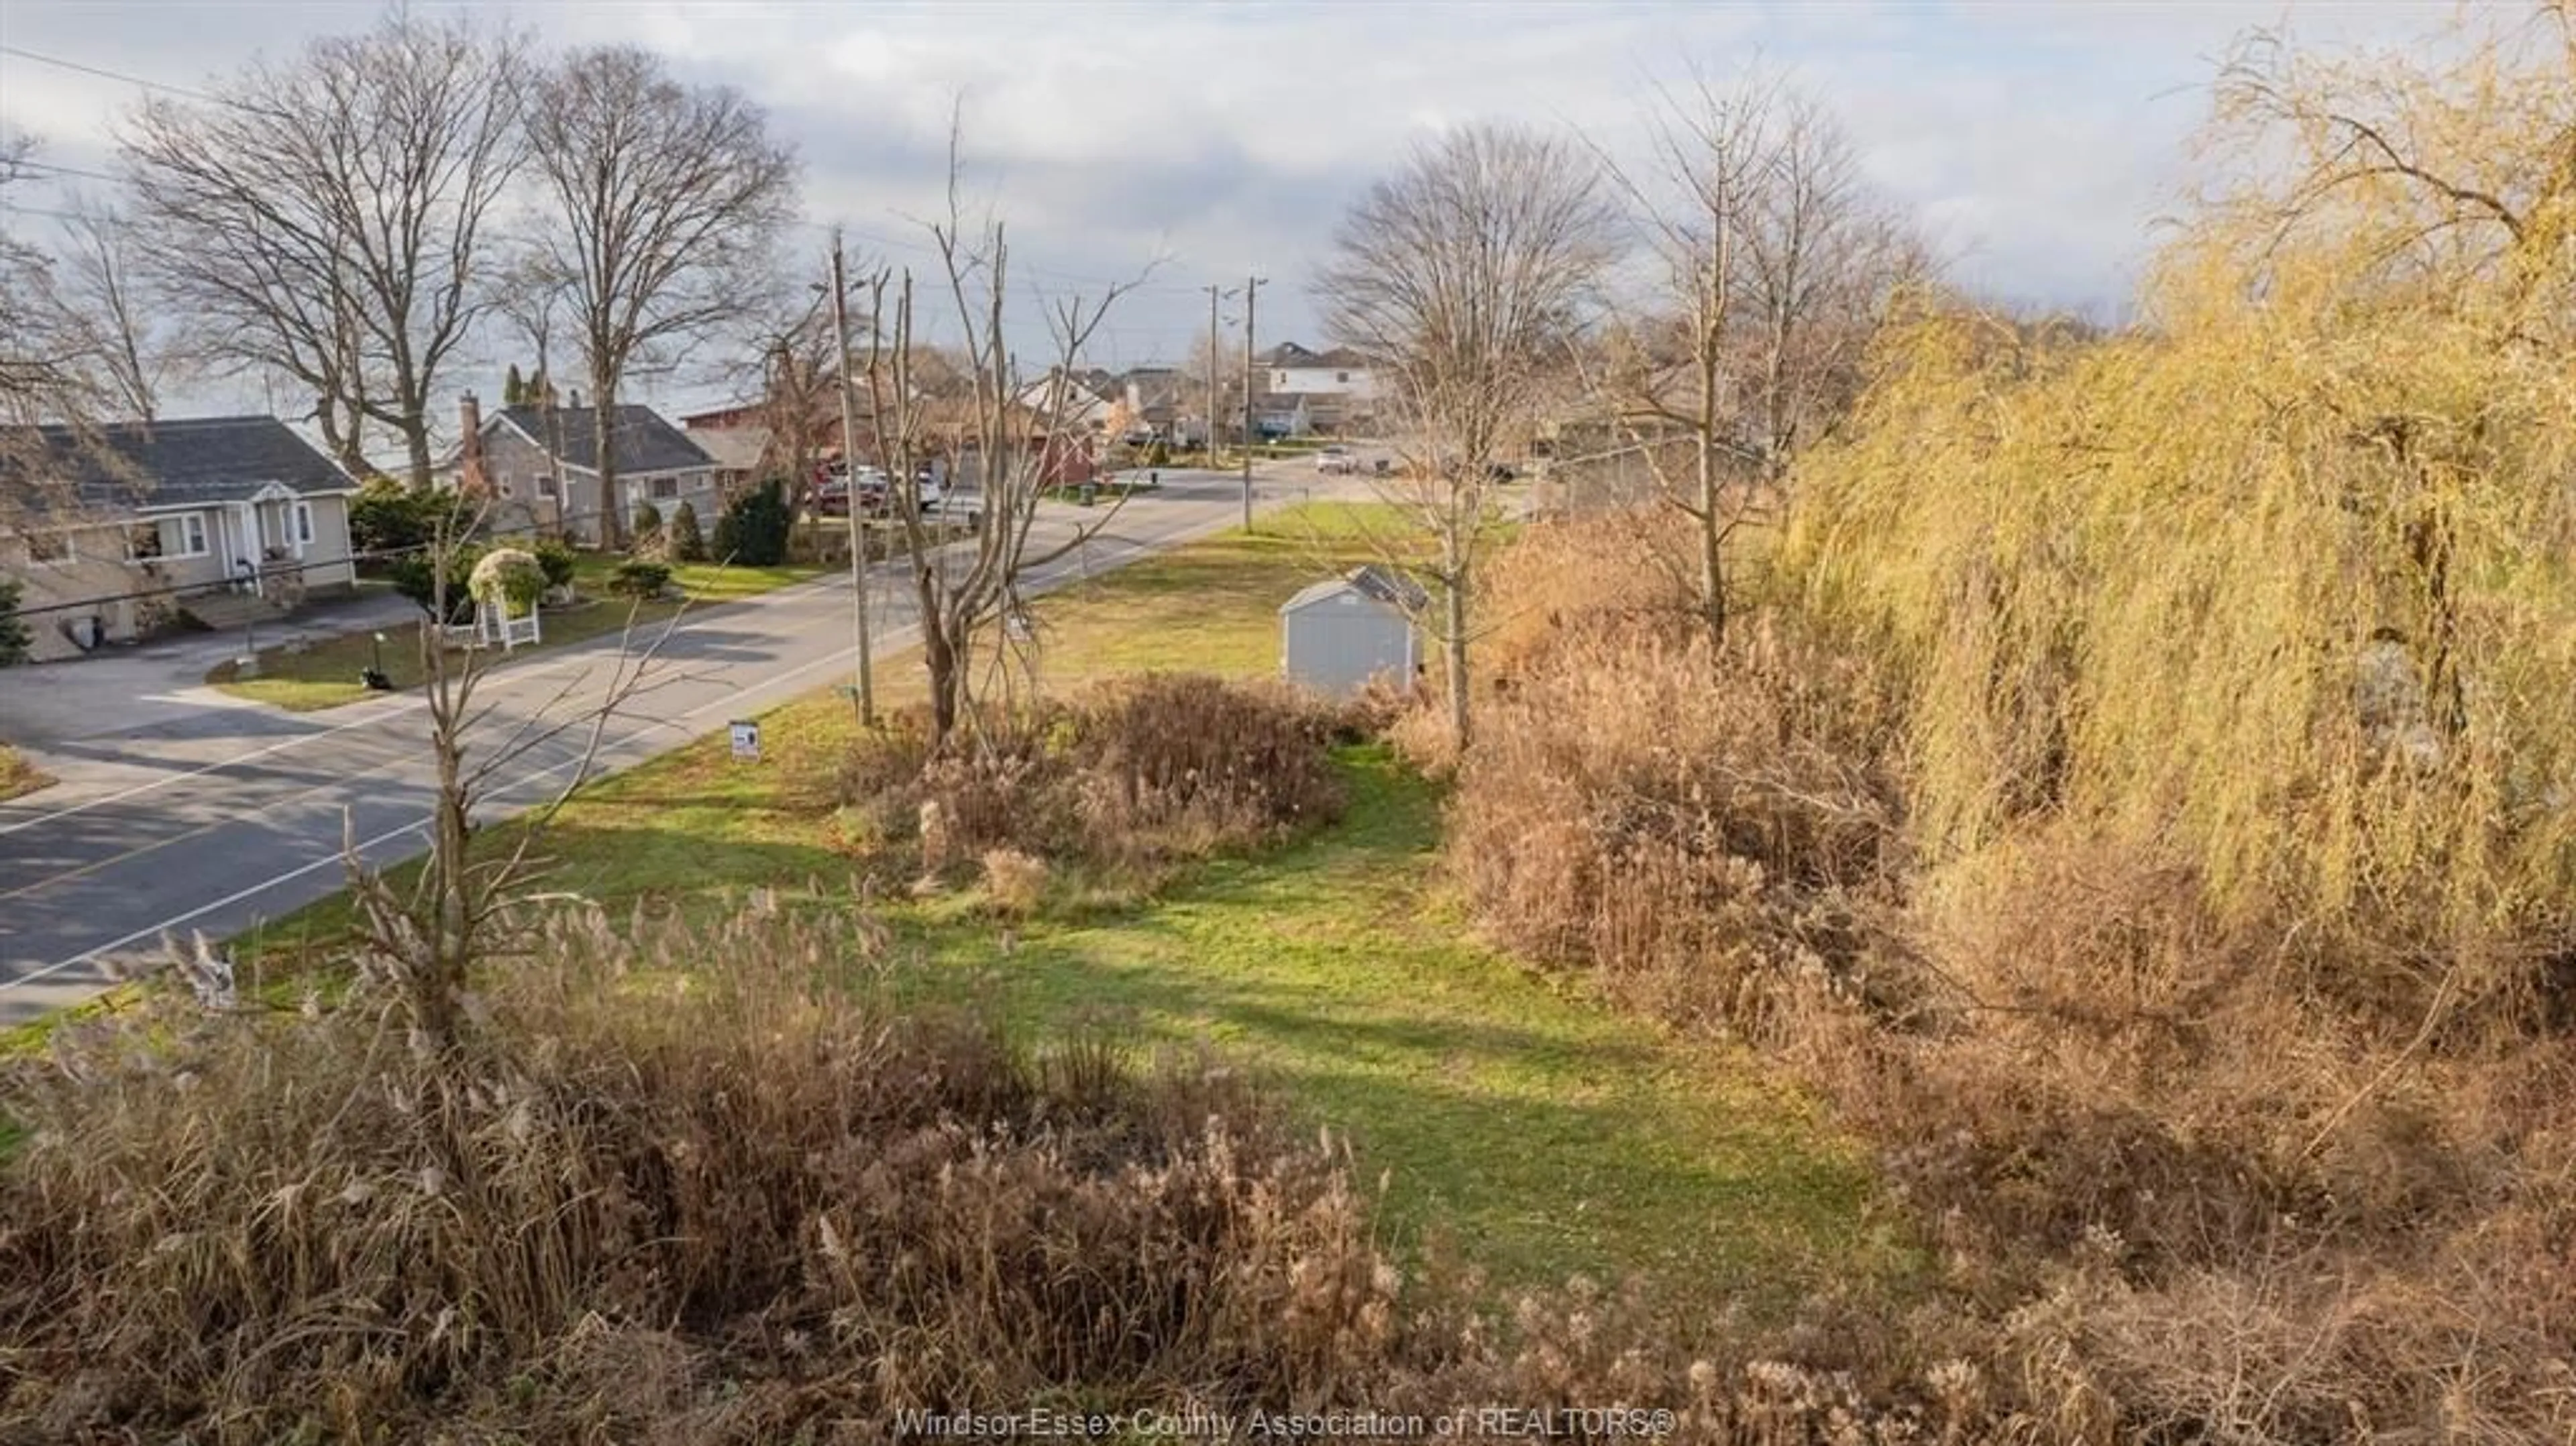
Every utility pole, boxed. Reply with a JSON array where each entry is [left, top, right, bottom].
[[1203, 283, 1223, 464], [830, 229, 875, 727], [1240, 274, 1267, 531]]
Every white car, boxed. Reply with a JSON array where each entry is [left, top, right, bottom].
[[1315, 446, 1356, 475]]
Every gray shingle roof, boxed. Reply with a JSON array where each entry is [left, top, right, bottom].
[[1281, 565, 1428, 616], [494, 404, 714, 476], [6, 416, 354, 515]]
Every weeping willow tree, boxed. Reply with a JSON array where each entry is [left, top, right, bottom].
[[1784, 6, 2576, 1001]]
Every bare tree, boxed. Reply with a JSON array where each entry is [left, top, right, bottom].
[[56, 200, 185, 423], [861, 133, 1144, 750], [726, 271, 840, 500], [120, 12, 527, 486], [1591, 68, 1925, 645], [0, 131, 127, 528], [347, 508, 682, 1051], [526, 46, 800, 550], [1316, 123, 1619, 745], [491, 255, 576, 524]]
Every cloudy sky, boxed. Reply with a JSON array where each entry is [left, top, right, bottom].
[[0, 0, 2454, 423]]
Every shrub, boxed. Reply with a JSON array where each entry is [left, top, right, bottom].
[[466, 547, 545, 617], [713, 479, 792, 567], [1067, 673, 1344, 864], [835, 677, 1344, 880], [629, 498, 664, 549], [347, 478, 446, 560], [390, 544, 484, 624], [0, 577, 29, 666], [531, 536, 577, 591], [667, 499, 708, 563], [608, 559, 671, 600], [1145, 439, 1171, 467]]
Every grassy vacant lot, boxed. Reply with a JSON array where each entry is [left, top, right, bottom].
[[0, 743, 50, 803], [235, 503, 1898, 1301], [207, 556, 824, 712]]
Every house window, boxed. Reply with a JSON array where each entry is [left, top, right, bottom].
[[294, 502, 314, 546], [27, 531, 70, 565], [650, 476, 680, 500], [135, 512, 209, 559], [1274, 371, 1289, 388], [537, 475, 558, 498]]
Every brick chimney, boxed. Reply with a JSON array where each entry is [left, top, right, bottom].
[[458, 392, 487, 494]]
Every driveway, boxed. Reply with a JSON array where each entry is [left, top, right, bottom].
[[0, 465, 1363, 1023]]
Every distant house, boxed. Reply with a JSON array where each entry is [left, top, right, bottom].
[[444, 394, 718, 546], [1260, 342, 1380, 435], [1017, 370, 1118, 437], [688, 424, 772, 494], [1112, 367, 1184, 440], [0, 416, 359, 662]]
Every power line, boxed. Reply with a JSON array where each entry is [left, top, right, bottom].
[[8, 158, 123, 186], [0, 43, 230, 107]]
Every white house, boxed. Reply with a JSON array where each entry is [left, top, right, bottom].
[[1259, 343, 1379, 435]]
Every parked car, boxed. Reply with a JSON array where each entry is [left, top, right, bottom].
[[1316, 445, 1356, 475]]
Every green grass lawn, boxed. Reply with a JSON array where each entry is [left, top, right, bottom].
[[207, 557, 826, 712], [907, 748, 1903, 1302], [224, 501, 1901, 1304], [0, 744, 50, 803]]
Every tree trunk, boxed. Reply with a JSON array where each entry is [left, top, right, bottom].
[[924, 616, 961, 748], [402, 415, 435, 492], [319, 393, 369, 480], [1444, 551, 1472, 750], [1698, 345, 1727, 647], [594, 380, 625, 550], [421, 698, 473, 1051]]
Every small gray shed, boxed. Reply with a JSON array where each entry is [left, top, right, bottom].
[[1280, 565, 1424, 698]]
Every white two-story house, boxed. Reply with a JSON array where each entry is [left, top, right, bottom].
[[1259, 342, 1381, 436]]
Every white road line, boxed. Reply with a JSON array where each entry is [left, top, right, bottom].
[[0, 691, 423, 837], [0, 817, 425, 990], [3, 738, 614, 991]]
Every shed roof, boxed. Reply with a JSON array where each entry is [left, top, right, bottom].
[[1279, 564, 1427, 616]]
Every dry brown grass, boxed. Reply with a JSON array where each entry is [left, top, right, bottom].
[[839, 673, 1347, 886], [0, 744, 49, 803], [979, 846, 1051, 915], [1443, 514, 2576, 1441], [0, 901, 1396, 1443], [1452, 518, 1911, 1038]]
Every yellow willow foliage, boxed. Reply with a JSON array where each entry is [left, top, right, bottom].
[[1785, 269, 2576, 961], [1782, 9, 2576, 977]]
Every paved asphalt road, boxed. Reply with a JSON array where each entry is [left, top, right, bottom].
[[0, 465, 1348, 1023]]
